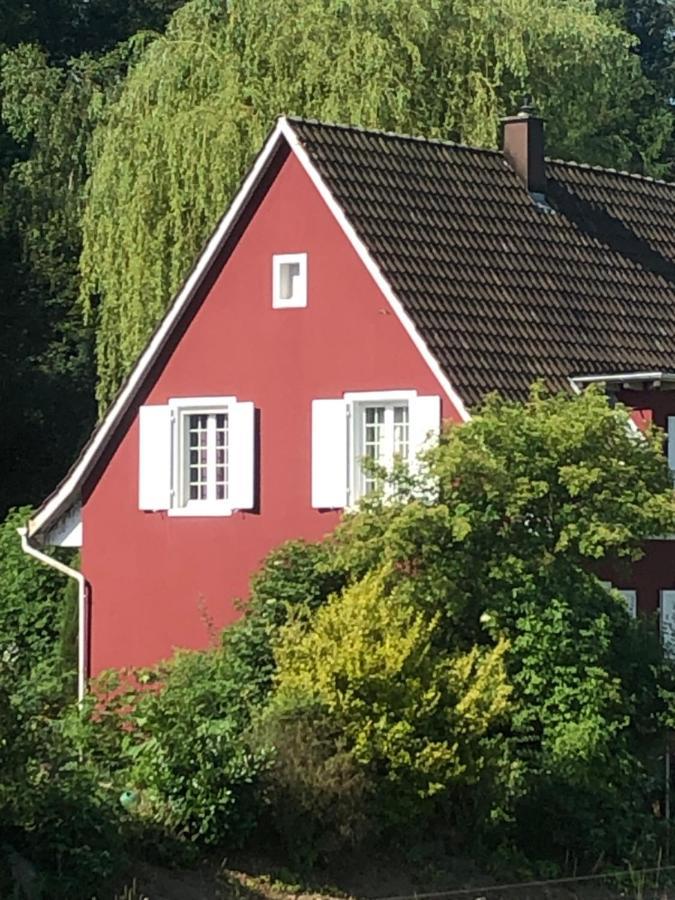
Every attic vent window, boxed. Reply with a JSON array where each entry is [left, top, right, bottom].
[[273, 253, 307, 308]]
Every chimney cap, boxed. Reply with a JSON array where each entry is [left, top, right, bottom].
[[502, 95, 544, 124], [518, 95, 537, 117]]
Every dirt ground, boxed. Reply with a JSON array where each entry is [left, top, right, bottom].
[[108, 851, 675, 900]]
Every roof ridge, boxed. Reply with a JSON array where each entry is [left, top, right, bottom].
[[546, 155, 674, 189], [284, 115, 500, 158], [285, 115, 675, 188]]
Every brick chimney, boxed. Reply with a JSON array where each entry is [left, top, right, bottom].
[[501, 100, 546, 198]]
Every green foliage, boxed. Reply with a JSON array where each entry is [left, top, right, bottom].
[[598, 0, 675, 175], [0, 2, 181, 515], [2, 389, 672, 882], [0, 508, 72, 678], [268, 571, 511, 844], [0, 39, 147, 515], [80, 0, 673, 408], [332, 386, 675, 619], [256, 703, 372, 866], [0, 0, 183, 58], [0, 508, 115, 896], [0, 658, 123, 899], [89, 650, 268, 851], [79, 540, 343, 854], [321, 386, 675, 862], [226, 539, 347, 701]]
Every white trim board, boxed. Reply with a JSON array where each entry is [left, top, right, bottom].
[[28, 120, 288, 540], [28, 116, 470, 541], [571, 372, 675, 387], [279, 119, 470, 424]]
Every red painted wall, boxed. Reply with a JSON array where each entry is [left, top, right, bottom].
[[604, 388, 675, 617], [608, 541, 675, 617], [82, 152, 463, 674]]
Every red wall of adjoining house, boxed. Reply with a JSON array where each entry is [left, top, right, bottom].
[[619, 387, 675, 433], [608, 541, 675, 617], [607, 388, 675, 617], [81, 153, 463, 675]]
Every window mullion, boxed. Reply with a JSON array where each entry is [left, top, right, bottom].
[[206, 413, 216, 503], [384, 405, 394, 471]]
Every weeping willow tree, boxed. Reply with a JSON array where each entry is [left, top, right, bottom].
[[81, 0, 672, 409]]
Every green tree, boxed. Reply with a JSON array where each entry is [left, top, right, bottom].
[[293, 386, 675, 862], [0, 1, 184, 515], [0, 508, 71, 677], [598, 0, 675, 174], [0, 36, 156, 514], [80, 0, 672, 409]]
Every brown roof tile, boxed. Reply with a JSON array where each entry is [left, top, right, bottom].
[[289, 118, 675, 405]]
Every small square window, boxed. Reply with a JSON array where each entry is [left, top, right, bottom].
[[273, 253, 307, 308]]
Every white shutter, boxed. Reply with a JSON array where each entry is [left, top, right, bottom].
[[668, 418, 675, 475], [138, 404, 172, 511], [229, 401, 256, 510], [410, 394, 441, 465], [312, 399, 348, 508], [619, 589, 637, 618], [661, 590, 675, 659]]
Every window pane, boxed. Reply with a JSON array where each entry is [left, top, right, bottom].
[[187, 414, 208, 501], [393, 405, 409, 462], [280, 262, 301, 300], [363, 406, 385, 494]]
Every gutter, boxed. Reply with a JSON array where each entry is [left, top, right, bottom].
[[17, 527, 88, 703]]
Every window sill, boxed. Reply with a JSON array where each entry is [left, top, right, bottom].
[[168, 504, 233, 518]]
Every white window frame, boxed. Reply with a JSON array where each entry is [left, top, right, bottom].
[[599, 580, 637, 618], [272, 253, 307, 308], [168, 396, 236, 517], [345, 390, 417, 505]]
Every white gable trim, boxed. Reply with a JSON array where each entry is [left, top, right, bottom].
[[28, 120, 288, 540], [28, 116, 469, 541], [279, 119, 470, 425]]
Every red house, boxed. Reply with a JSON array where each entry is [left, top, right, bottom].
[[21, 109, 675, 699]]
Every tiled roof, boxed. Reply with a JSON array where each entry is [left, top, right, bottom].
[[289, 118, 675, 405]]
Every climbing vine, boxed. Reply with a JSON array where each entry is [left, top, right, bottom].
[[80, 0, 669, 409]]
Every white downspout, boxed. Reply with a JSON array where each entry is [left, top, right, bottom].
[[17, 527, 87, 703]]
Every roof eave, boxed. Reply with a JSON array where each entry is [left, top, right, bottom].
[[570, 371, 675, 387]]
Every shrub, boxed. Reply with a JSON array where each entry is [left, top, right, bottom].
[[225, 539, 347, 702], [76, 539, 346, 858], [257, 702, 372, 867], [0, 656, 123, 899], [0, 507, 72, 683], [264, 387, 675, 867], [267, 571, 511, 845], [87, 649, 268, 852]]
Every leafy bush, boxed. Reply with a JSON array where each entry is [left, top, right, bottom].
[[226, 538, 347, 701], [0, 656, 123, 899], [87, 650, 268, 853], [263, 387, 675, 866], [0, 508, 114, 897], [12, 386, 670, 882], [256, 702, 372, 866], [0, 507, 72, 682], [267, 571, 511, 847]]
